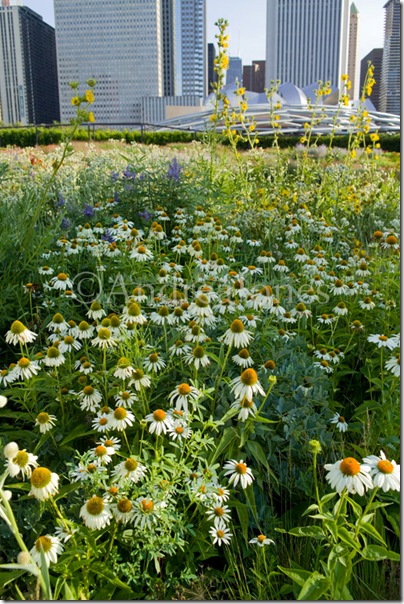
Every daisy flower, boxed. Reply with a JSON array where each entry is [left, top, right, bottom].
[[168, 421, 193, 441], [333, 301, 349, 316], [91, 412, 111, 432], [112, 457, 147, 483], [143, 352, 166, 373], [109, 407, 135, 431], [113, 357, 135, 380], [5, 320, 37, 346], [30, 535, 63, 568], [362, 451, 400, 492], [130, 244, 154, 261], [211, 485, 231, 504], [111, 498, 135, 524], [78, 385, 103, 412], [70, 461, 106, 482], [47, 313, 69, 333], [385, 353, 400, 377], [169, 340, 192, 356], [324, 457, 373, 495], [232, 348, 254, 368], [75, 320, 94, 340], [128, 368, 151, 391], [367, 334, 396, 350], [291, 303, 312, 319], [91, 327, 118, 349], [132, 497, 163, 530], [230, 396, 257, 421], [250, 286, 274, 311], [97, 436, 121, 453], [188, 294, 214, 320], [330, 413, 348, 432], [87, 300, 106, 320], [221, 319, 253, 348], [313, 360, 333, 373], [209, 519, 233, 546], [185, 345, 211, 370], [145, 409, 174, 435], [121, 301, 147, 325], [29, 467, 59, 500], [80, 495, 112, 530], [206, 504, 232, 526], [230, 368, 265, 401], [114, 390, 137, 408], [381, 234, 399, 250], [7, 449, 39, 478], [168, 383, 200, 412], [50, 272, 73, 291], [249, 534, 275, 547], [44, 346, 66, 368], [35, 412, 57, 433], [14, 357, 40, 380], [91, 444, 113, 466], [59, 335, 82, 354], [223, 459, 254, 489]]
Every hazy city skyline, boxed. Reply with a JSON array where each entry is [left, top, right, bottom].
[[20, 0, 385, 71]]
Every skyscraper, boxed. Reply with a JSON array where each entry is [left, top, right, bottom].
[[54, 0, 166, 123], [243, 61, 266, 92], [347, 3, 359, 99], [360, 48, 383, 111], [379, 0, 400, 115], [226, 57, 243, 87], [175, 0, 206, 97], [0, 1, 59, 125], [266, 0, 350, 90], [207, 42, 218, 94]]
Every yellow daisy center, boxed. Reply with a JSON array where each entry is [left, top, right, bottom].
[[340, 457, 360, 476], [128, 303, 141, 316], [240, 368, 258, 386], [31, 467, 52, 488], [214, 507, 225, 516], [97, 328, 111, 340], [14, 450, 29, 467], [18, 357, 31, 368], [35, 536, 53, 553], [57, 273, 68, 281], [117, 498, 133, 513], [94, 445, 107, 457], [83, 385, 94, 396], [230, 319, 245, 333], [86, 496, 104, 516], [178, 383, 192, 395], [153, 409, 167, 422], [217, 530, 225, 538], [257, 534, 267, 543], [377, 460, 394, 474], [124, 458, 138, 472], [141, 499, 154, 512], [47, 346, 61, 358], [37, 412, 50, 424], [235, 462, 247, 474], [114, 407, 127, 421]]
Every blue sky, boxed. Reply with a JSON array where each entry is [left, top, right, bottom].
[[23, 0, 385, 66]]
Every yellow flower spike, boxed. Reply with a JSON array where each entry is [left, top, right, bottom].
[[84, 90, 95, 103], [88, 112, 95, 123], [71, 96, 80, 106]]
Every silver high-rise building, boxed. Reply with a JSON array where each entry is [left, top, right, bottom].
[[175, 0, 206, 97], [265, 0, 350, 90], [379, 0, 400, 115], [54, 0, 170, 123]]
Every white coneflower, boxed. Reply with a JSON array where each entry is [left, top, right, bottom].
[[38, 265, 53, 275], [249, 534, 275, 547], [232, 348, 254, 368], [29, 467, 59, 501], [76, 357, 94, 374], [362, 451, 400, 492], [333, 301, 349, 316], [78, 385, 103, 412], [132, 497, 163, 530], [313, 348, 331, 361], [281, 312, 297, 324], [130, 244, 154, 262], [250, 286, 274, 311], [91, 327, 118, 349], [168, 421, 192, 442], [7, 449, 39, 478], [291, 302, 312, 319], [121, 301, 147, 325], [359, 296, 376, 311], [14, 357, 40, 380], [188, 294, 215, 320], [145, 409, 174, 435], [30, 535, 63, 568], [223, 459, 254, 489], [113, 357, 135, 380], [5, 321, 37, 346], [168, 383, 200, 412], [76, 320, 94, 340], [109, 407, 135, 431], [70, 461, 106, 482], [367, 334, 396, 350], [385, 353, 400, 377], [47, 313, 69, 333], [211, 485, 231, 504], [294, 248, 309, 262], [313, 360, 333, 373], [184, 322, 208, 343], [35, 412, 57, 433], [50, 272, 73, 291], [128, 368, 151, 391], [230, 369, 265, 401], [381, 234, 399, 250], [185, 345, 211, 370], [114, 390, 137, 408], [209, 520, 233, 546], [221, 319, 253, 348], [316, 313, 336, 325], [169, 340, 192, 357], [91, 444, 114, 466], [131, 287, 148, 303], [230, 397, 257, 421], [112, 457, 147, 483], [112, 498, 135, 524], [80, 495, 112, 530], [86, 300, 106, 320], [143, 352, 166, 373], [59, 335, 82, 354], [269, 299, 286, 317], [91, 412, 111, 432], [206, 504, 232, 526], [330, 412, 348, 432], [44, 346, 66, 368], [150, 305, 171, 326], [329, 279, 348, 296], [324, 457, 373, 495], [273, 260, 289, 273]]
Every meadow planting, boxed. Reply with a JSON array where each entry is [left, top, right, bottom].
[[0, 33, 400, 601]]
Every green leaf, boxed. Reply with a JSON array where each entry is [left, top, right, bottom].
[[361, 545, 400, 562], [91, 562, 133, 589], [233, 500, 249, 543], [297, 571, 330, 601], [59, 425, 95, 446], [244, 483, 258, 524], [208, 427, 237, 465], [277, 565, 311, 587], [346, 496, 362, 518], [39, 543, 52, 600], [320, 492, 338, 505], [358, 522, 386, 546], [337, 527, 360, 550], [288, 526, 325, 539], [245, 440, 277, 481]]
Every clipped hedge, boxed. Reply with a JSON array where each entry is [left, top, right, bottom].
[[0, 126, 399, 152]]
